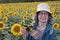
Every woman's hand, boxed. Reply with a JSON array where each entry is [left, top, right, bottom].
[[30, 30, 39, 39], [22, 27, 27, 40]]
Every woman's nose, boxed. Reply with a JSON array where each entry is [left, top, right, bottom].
[[42, 14, 45, 17]]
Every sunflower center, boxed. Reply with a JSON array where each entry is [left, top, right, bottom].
[[31, 14, 33, 16], [14, 26, 20, 33], [24, 16, 27, 19], [0, 23, 3, 28], [54, 25, 57, 28], [4, 17, 7, 20], [4, 18, 6, 20]]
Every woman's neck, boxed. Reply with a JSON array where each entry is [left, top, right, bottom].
[[38, 22, 47, 28]]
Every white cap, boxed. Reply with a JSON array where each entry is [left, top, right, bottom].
[[37, 3, 51, 13]]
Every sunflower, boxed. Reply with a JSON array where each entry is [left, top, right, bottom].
[[0, 15, 2, 19], [31, 7, 36, 11], [56, 7, 60, 12], [4, 14, 8, 17], [0, 10, 3, 15], [3, 16, 8, 22], [23, 16, 28, 21], [0, 22, 5, 30], [53, 23, 59, 30], [57, 14, 60, 20], [30, 21, 35, 26], [9, 11, 14, 16], [23, 11, 28, 15], [30, 28, 33, 32], [20, 7, 23, 10], [30, 12, 34, 18], [6, 9, 10, 14], [11, 24, 22, 36], [50, 6, 55, 14], [0, 10, 3, 14], [52, 14, 56, 19], [14, 12, 19, 17]]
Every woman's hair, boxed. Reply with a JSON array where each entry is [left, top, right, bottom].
[[34, 11, 53, 25]]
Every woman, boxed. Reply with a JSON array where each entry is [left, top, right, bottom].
[[22, 3, 56, 40]]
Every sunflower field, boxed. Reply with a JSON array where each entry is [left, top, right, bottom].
[[0, 1, 60, 40]]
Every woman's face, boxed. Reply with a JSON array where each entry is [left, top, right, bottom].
[[38, 11, 49, 23]]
